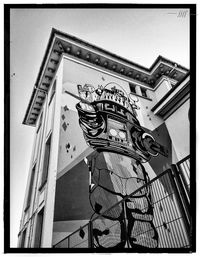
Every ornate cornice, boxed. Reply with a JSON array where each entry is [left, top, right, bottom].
[[23, 28, 189, 126]]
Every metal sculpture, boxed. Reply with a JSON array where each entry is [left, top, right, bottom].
[[68, 82, 168, 248]]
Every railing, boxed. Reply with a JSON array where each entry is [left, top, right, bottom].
[[54, 168, 191, 249], [176, 155, 190, 197], [53, 223, 91, 248]]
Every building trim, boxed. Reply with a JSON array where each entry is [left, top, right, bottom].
[[163, 95, 189, 120], [151, 73, 190, 112], [151, 74, 190, 119], [153, 75, 177, 91], [53, 29, 188, 72], [55, 34, 187, 76]]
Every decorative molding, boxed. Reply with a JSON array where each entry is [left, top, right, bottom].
[[23, 28, 189, 126], [152, 76, 190, 119]]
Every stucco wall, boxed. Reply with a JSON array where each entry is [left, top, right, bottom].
[[53, 57, 185, 246], [136, 95, 163, 131], [57, 108, 89, 175], [165, 99, 190, 160]]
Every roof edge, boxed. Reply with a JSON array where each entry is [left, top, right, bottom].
[[22, 27, 189, 126]]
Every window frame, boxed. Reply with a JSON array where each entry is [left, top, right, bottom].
[[24, 164, 36, 212], [38, 133, 52, 191], [141, 87, 148, 98], [33, 208, 44, 248], [129, 83, 137, 94], [48, 79, 56, 105], [20, 228, 27, 248]]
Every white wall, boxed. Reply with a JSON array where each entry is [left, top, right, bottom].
[[165, 99, 190, 160], [40, 60, 64, 247], [57, 107, 89, 175], [136, 95, 163, 131]]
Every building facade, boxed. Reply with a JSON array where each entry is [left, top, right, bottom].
[[18, 28, 190, 249]]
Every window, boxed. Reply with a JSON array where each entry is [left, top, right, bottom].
[[141, 87, 148, 98], [24, 165, 36, 211], [39, 135, 51, 189], [129, 83, 136, 94], [34, 208, 44, 248]]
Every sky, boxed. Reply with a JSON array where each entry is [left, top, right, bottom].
[[9, 7, 190, 247]]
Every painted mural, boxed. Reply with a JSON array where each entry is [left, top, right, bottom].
[[74, 82, 168, 248]]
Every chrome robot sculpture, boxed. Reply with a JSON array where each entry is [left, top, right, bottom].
[[75, 82, 168, 249]]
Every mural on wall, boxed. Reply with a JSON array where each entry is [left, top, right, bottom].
[[69, 82, 168, 248]]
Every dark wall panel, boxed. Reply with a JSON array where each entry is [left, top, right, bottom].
[[148, 122, 172, 176], [54, 160, 93, 221]]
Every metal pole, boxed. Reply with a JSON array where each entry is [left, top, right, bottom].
[[171, 164, 190, 225], [88, 221, 93, 248], [168, 168, 190, 245], [177, 161, 190, 198], [64, 90, 91, 104]]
